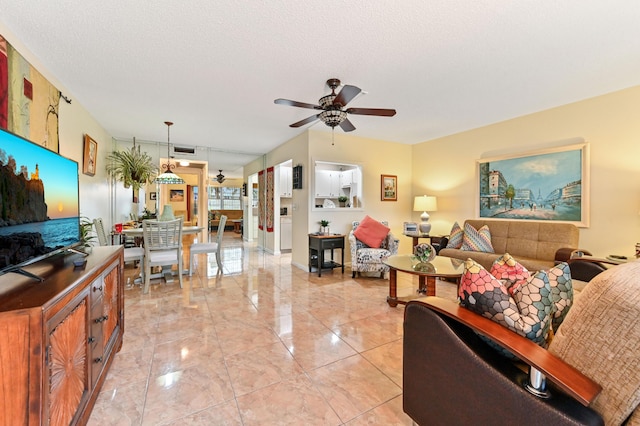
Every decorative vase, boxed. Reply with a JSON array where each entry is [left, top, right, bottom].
[[413, 243, 436, 263]]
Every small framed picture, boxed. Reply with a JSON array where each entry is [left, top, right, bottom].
[[149, 192, 157, 201], [404, 222, 418, 234], [381, 174, 397, 201], [82, 134, 98, 176]]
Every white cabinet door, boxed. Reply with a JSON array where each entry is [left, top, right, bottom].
[[279, 167, 292, 197], [280, 217, 292, 250]]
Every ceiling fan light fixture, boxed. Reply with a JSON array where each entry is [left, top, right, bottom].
[[216, 170, 226, 184], [319, 110, 347, 128]]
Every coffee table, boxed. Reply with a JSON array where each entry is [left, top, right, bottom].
[[383, 255, 465, 307]]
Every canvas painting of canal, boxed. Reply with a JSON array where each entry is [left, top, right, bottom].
[[476, 143, 589, 227]]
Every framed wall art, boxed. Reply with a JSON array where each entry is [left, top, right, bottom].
[[83, 134, 98, 176], [476, 143, 590, 227], [381, 174, 397, 201], [170, 189, 184, 202]]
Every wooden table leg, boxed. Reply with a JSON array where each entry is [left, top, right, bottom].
[[387, 268, 398, 307], [426, 276, 436, 296]]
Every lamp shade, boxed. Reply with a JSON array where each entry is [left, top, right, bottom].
[[414, 195, 438, 212]]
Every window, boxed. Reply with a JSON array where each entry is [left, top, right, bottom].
[[208, 186, 242, 210]]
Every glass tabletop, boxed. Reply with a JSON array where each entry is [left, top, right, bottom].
[[384, 254, 465, 277]]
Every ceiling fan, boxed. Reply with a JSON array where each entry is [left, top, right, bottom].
[[216, 170, 225, 184], [274, 78, 396, 132]]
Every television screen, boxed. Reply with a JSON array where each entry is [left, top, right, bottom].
[[0, 128, 80, 275]]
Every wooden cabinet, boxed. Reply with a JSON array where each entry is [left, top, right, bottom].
[[0, 246, 124, 425]]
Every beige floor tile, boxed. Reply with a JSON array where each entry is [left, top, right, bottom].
[[225, 341, 304, 396], [236, 374, 342, 425], [361, 339, 404, 387], [345, 395, 414, 425], [309, 354, 402, 423]]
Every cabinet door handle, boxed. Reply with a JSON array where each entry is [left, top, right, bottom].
[[88, 336, 96, 343], [93, 285, 103, 292], [94, 357, 103, 364], [94, 315, 109, 323]]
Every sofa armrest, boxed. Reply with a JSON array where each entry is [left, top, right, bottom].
[[407, 297, 602, 406], [555, 247, 593, 263], [384, 232, 399, 255]]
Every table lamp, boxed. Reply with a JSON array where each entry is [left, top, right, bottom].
[[414, 195, 437, 233]]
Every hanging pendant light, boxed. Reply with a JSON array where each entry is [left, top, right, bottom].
[[154, 121, 185, 184], [216, 170, 226, 184]]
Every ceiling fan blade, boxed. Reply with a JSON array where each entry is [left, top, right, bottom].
[[290, 114, 320, 128], [333, 85, 361, 107], [339, 118, 356, 132], [346, 107, 397, 117], [275, 98, 322, 110]]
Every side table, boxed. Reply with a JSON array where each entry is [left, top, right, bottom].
[[308, 233, 345, 277], [403, 233, 448, 254]]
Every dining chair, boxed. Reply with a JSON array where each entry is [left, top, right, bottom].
[[189, 215, 227, 276], [93, 218, 145, 267], [141, 218, 184, 294]]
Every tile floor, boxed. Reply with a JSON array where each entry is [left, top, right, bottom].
[[88, 232, 459, 425]]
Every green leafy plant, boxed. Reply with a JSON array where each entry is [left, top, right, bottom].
[[319, 219, 330, 227], [338, 195, 348, 202], [105, 144, 157, 191], [79, 216, 96, 248]]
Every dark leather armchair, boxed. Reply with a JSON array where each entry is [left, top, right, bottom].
[[403, 297, 603, 425]]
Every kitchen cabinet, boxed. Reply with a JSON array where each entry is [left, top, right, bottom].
[[0, 246, 124, 425], [280, 216, 292, 251], [279, 166, 292, 197], [315, 170, 341, 198]]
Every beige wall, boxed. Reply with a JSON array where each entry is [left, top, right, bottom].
[[412, 85, 640, 257]]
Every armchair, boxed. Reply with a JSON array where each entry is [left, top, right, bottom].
[[349, 220, 399, 278], [403, 258, 640, 425]]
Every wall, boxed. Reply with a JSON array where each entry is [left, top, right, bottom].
[[0, 22, 115, 230], [412, 85, 640, 257]]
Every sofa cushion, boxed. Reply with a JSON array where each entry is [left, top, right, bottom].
[[353, 215, 390, 248], [461, 223, 494, 253], [446, 221, 463, 249], [549, 260, 640, 425], [459, 259, 553, 353], [355, 247, 392, 264]]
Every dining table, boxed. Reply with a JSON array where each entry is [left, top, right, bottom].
[[120, 225, 204, 283]]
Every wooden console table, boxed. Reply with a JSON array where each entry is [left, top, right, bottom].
[[0, 246, 124, 425], [308, 233, 345, 277]]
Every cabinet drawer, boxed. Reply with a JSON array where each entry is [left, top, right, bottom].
[[323, 239, 343, 249]]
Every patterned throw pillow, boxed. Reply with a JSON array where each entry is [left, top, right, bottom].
[[490, 254, 574, 332], [445, 221, 463, 249], [547, 262, 573, 331], [461, 223, 494, 253], [490, 253, 530, 286], [458, 259, 554, 356]]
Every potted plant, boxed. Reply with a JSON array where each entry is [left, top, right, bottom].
[[105, 143, 157, 191], [338, 195, 348, 207], [79, 216, 97, 249], [319, 219, 330, 235]]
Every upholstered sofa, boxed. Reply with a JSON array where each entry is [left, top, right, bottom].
[[402, 259, 640, 425], [438, 219, 580, 271], [209, 209, 242, 230]]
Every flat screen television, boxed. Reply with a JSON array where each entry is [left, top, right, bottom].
[[0, 128, 81, 279]]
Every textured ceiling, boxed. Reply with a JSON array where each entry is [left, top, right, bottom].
[[1, 1, 640, 177]]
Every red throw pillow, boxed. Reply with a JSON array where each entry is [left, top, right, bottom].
[[353, 215, 390, 248]]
